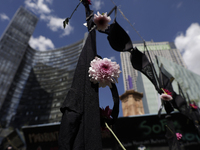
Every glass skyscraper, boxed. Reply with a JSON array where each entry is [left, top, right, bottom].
[[0, 7, 86, 128], [0, 7, 38, 127], [155, 56, 200, 103], [120, 41, 188, 114]]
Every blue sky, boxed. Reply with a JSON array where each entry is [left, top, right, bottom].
[[0, 0, 200, 117]]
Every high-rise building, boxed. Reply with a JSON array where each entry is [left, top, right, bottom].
[[120, 41, 187, 114], [0, 7, 86, 128], [0, 7, 38, 127], [155, 55, 200, 102]]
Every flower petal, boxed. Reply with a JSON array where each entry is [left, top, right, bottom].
[[93, 11, 111, 31], [88, 57, 121, 88], [160, 93, 173, 101]]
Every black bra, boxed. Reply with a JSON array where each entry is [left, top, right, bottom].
[[99, 6, 133, 52]]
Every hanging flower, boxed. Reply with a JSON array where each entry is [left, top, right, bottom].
[[94, 12, 111, 31], [100, 106, 112, 131], [160, 88, 173, 101], [189, 102, 198, 109], [100, 106, 112, 119], [176, 133, 182, 140], [86, 0, 91, 5], [163, 89, 172, 96], [160, 93, 173, 101], [89, 57, 121, 88], [82, 0, 91, 5]]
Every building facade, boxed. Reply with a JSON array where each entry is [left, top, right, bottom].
[[0, 7, 86, 128], [155, 56, 200, 103], [0, 7, 38, 127], [120, 41, 187, 114], [119, 90, 144, 117]]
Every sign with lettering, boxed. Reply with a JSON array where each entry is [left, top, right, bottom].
[[114, 112, 200, 150], [22, 123, 60, 150], [22, 113, 200, 150]]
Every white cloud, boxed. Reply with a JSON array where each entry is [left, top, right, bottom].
[[47, 16, 74, 37], [92, 0, 104, 10], [109, 56, 116, 61], [0, 13, 10, 21], [46, 0, 53, 4], [47, 16, 63, 31], [29, 35, 55, 51], [25, 0, 73, 37], [24, 0, 52, 14], [177, 2, 183, 9], [175, 23, 200, 75]]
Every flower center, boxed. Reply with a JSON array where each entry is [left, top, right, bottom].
[[98, 18, 106, 25], [102, 64, 109, 71]]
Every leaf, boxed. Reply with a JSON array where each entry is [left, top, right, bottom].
[[63, 18, 69, 29]]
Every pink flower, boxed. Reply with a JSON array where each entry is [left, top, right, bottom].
[[190, 103, 198, 109], [94, 12, 111, 31], [100, 106, 112, 119], [163, 89, 172, 96], [176, 133, 182, 140], [85, 0, 91, 5], [100, 106, 112, 131], [89, 57, 121, 88], [160, 93, 173, 101]]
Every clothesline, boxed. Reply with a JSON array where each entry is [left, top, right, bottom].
[[110, 0, 145, 43]]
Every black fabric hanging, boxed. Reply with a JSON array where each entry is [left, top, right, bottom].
[[99, 6, 133, 52], [101, 83, 119, 126], [158, 66, 200, 136], [58, 5, 102, 150], [175, 85, 200, 136], [156, 62, 175, 115], [107, 20, 133, 52], [99, 6, 160, 92], [157, 63, 200, 136], [157, 62, 174, 94], [130, 47, 159, 91], [165, 115, 182, 150], [186, 93, 200, 130]]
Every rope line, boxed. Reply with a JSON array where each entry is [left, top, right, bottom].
[[109, 0, 161, 91], [110, 0, 145, 42]]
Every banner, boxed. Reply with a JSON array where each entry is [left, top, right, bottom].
[[114, 112, 200, 150], [22, 123, 60, 150], [22, 113, 200, 150]]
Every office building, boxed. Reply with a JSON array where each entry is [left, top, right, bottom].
[[0, 7, 38, 127], [120, 41, 187, 114], [0, 7, 86, 128], [155, 55, 200, 103]]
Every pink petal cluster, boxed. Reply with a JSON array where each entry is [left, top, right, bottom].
[[190, 103, 198, 109], [163, 89, 172, 96], [100, 106, 112, 131], [94, 12, 111, 31], [100, 106, 112, 119], [89, 57, 121, 88], [86, 0, 91, 5], [160, 93, 173, 101], [176, 133, 182, 140]]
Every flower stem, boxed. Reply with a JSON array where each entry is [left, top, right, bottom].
[[105, 122, 126, 150], [69, 0, 82, 19], [161, 88, 167, 95], [165, 125, 174, 134], [63, 0, 83, 28]]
